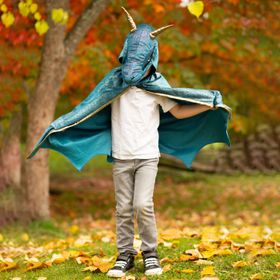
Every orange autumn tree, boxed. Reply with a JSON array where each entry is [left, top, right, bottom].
[[0, 0, 278, 222]]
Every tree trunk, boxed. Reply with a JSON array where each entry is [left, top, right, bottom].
[[23, 0, 111, 220], [0, 105, 23, 225], [0, 106, 22, 190], [23, 0, 69, 219]]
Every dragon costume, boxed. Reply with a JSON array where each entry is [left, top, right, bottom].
[[27, 7, 232, 171]]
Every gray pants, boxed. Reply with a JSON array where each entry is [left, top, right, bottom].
[[112, 157, 160, 256]]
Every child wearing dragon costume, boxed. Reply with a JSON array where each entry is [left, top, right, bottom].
[[106, 8, 219, 278], [27, 6, 231, 278]]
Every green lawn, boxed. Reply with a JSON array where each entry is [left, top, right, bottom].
[[1, 151, 280, 279]]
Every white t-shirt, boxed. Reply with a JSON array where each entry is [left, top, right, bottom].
[[111, 86, 177, 159]]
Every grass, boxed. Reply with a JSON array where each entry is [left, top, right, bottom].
[[1, 152, 280, 279]]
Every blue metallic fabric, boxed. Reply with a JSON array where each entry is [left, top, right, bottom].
[[26, 24, 232, 171]]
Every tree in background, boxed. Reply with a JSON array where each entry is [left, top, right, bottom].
[[0, 0, 111, 223], [0, 0, 279, 223]]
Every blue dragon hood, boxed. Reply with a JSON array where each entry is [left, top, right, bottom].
[[26, 9, 232, 171]]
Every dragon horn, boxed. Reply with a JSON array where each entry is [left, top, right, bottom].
[[121, 7, 137, 32], [150, 24, 174, 39]]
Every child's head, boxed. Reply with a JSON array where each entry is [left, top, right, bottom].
[[119, 7, 173, 85]]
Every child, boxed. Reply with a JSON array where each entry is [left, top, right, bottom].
[[106, 67, 212, 278]]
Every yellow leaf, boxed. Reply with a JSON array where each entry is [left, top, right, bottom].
[[74, 235, 92, 247], [184, 248, 203, 258], [24, 257, 47, 272], [160, 228, 183, 240], [0, 258, 18, 272], [82, 265, 98, 272], [160, 257, 175, 264], [21, 233, 29, 241], [75, 256, 92, 265], [194, 260, 214, 265], [18, 2, 30, 17], [180, 254, 196, 261], [11, 278, 22, 280], [30, 3, 38, 13], [249, 249, 276, 258], [1, 12, 15, 28], [69, 225, 80, 234], [181, 268, 195, 273], [276, 262, 280, 268], [250, 273, 262, 280], [187, 1, 204, 18], [35, 20, 49, 36], [232, 260, 249, 268], [51, 8, 68, 25], [162, 263, 172, 272], [1, 4, 7, 12], [83, 277, 91, 280], [69, 251, 89, 258], [124, 276, 136, 280], [50, 253, 66, 264], [0, 234, 3, 242], [201, 266, 215, 276], [34, 12, 41, 20], [37, 277, 47, 280], [202, 249, 232, 258]]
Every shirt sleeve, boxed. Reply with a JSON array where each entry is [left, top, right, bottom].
[[156, 95, 178, 113]]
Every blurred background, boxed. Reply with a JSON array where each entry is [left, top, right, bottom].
[[0, 0, 279, 278]]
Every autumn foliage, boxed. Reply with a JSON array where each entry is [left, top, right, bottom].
[[0, 0, 279, 136]]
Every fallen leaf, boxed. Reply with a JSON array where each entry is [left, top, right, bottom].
[[49, 253, 66, 264], [201, 266, 215, 276], [21, 233, 29, 242], [250, 273, 262, 280], [248, 249, 276, 259], [160, 257, 175, 264], [82, 265, 98, 272], [69, 225, 79, 234], [24, 257, 47, 272], [0, 258, 18, 272], [202, 249, 232, 258], [232, 260, 249, 268], [162, 263, 172, 272], [194, 260, 214, 265]]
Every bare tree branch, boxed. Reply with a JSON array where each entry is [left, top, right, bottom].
[[64, 0, 111, 58]]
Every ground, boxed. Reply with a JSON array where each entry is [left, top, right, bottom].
[[0, 154, 280, 279]]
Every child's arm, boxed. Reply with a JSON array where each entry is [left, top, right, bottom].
[[169, 103, 215, 119]]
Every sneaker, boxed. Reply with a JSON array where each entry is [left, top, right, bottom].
[[142, 250, 163, 276], [106, 252, 135, 278]]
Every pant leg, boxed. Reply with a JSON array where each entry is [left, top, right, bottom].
[[133, 157, 159, 252], [112, 158, 138, 256]]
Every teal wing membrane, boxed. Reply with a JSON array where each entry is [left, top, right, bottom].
[[27, 69, 232, 171], [26, 66, 127, 171], [139, 72, 232, 168]]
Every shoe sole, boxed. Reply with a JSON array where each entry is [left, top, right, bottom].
[[145, 267, 163, 275], [106, 269, 126, 278]]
